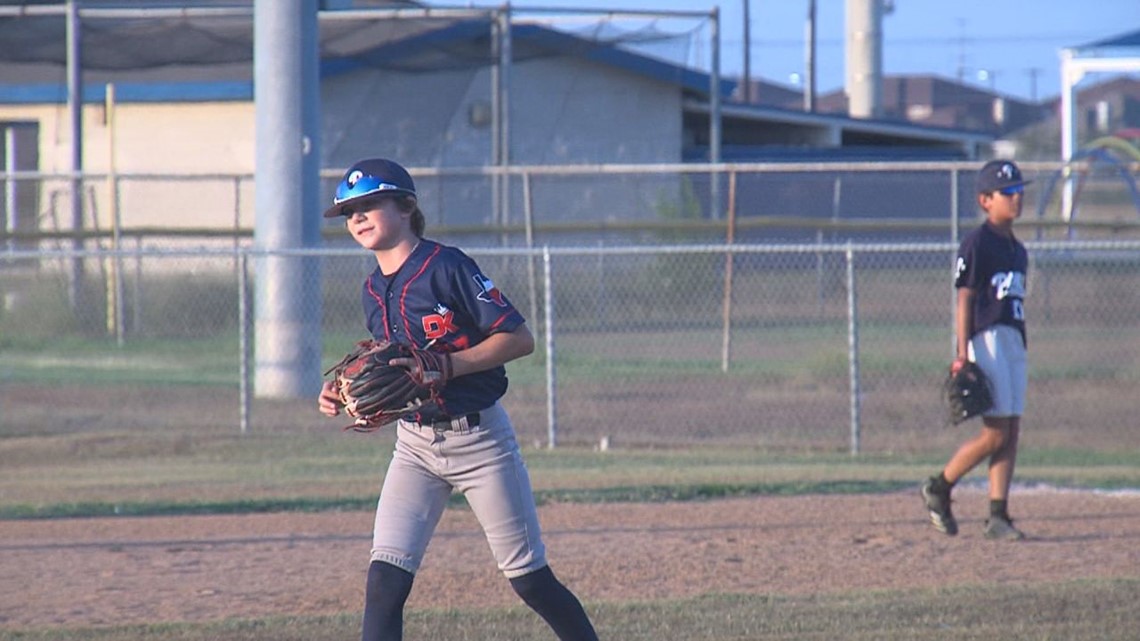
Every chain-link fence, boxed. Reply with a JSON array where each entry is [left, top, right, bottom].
[[3, 239, 1138, 456], [5, 161, 1138, 252]]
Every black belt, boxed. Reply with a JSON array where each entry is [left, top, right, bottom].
[[420, 412, 480, 433]]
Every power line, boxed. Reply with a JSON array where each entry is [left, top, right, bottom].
[[732, 33, 1110, 48]]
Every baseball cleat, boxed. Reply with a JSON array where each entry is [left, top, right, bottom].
[[983, 515, 1026, 541], [921, 477, 958, 536]]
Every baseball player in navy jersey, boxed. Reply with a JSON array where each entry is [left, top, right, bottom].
[[922, 159, 1031, 541], [317, 158, 599, 640]]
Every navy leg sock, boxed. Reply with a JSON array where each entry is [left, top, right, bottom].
[[510, 565, 598, 641], [361, 561, 414, 641]]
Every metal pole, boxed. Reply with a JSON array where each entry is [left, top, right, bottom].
[[500, 6, 512, 233], [523, 172, 539, 333], [4, 128, 16, 253], [741, 0, 750, 102], [543, 245, 557, 449], [950, 168, 960, 244], [845, 242, 861, 456], [949, 168, 960, 356], [721, 171, 736, 372], [106, 83, 125, 346], [239, 252, 251, 435], [815, 228, 825, 316], [1059, 50, 1076, 221], [253, 0, 322, 398], [66, 0, 85, 312], [804, 0, 817, 111], [819, 175, 842, 314], [233, 176, 242, 273], [709, 7, 722, 219], [490, 13, 501, 224], [133, 235, 142, 334]]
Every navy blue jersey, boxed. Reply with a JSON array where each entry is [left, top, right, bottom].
[[954, 221, 1028, 346], [360, 239, 526, 421]]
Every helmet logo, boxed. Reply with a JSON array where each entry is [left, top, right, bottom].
[[998, 164, 1015, 180], [346, 170, 364, 188]]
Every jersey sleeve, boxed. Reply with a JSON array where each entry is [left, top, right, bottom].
[[953, 233, 982, 291], [448, 255, 526, 335]]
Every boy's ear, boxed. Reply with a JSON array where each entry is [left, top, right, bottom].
[[977, 192, 990, 209]]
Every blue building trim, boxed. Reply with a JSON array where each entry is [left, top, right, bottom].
[[0, 81, 252, 104], [0, 20, 729, 104]]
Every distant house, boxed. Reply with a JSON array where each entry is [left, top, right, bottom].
[[733, 78, 804, 108], [993, 76, 1140, 161], [1041, 75, 1140, 139], [811, 75, 1047, 135]]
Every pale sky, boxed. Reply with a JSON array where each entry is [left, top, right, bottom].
[[427, 0, 1140, 102]]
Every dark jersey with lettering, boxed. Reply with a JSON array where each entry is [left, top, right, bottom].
[[361, 239, 526, 421], [953, 221, 1028, 346]]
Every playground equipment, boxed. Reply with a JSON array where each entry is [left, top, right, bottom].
[[1036, 131, 1140, 239]]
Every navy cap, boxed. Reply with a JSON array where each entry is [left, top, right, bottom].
[[976, 159, 1031, 194], [322, 158, 416, 218]]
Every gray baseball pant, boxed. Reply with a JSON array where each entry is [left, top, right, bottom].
[[369, 401, 548, 578]]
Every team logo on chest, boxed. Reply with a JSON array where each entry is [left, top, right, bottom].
[[990, 271, 1026, 300], [474, 273, 507, 307], [422, 303, 460, 341]]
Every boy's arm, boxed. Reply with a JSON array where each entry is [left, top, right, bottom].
[[449, 324, 535, 378], [953, 287, 975, 372]]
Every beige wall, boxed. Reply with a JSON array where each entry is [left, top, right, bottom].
[[2, 57, 685, 234], [0, 101, 255, 231]]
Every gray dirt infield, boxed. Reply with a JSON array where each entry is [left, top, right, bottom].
[[2, 489, 1138, 628]]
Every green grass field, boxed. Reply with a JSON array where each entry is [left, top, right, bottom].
[[3, 434, 1140, 517]]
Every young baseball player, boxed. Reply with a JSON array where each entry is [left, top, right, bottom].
[[317, 158, 599, 640], [922, 159, 1031, 541]]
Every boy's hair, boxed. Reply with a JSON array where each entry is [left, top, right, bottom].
[[394, 195, 425, 237]]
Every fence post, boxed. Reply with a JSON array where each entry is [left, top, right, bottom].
[[523, 171, 539, 331], [238, 251, 251, 435], [543, 245, 557, 449], [132, 235, 143, 335], [721, 170, 736, 372], [949, 168, 960, 356], [3, 128, 15, 253], [845, 242, 861, 456]]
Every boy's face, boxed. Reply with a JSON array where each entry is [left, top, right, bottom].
[[343, 196, 409, 251], [978, 184, 1023, 224]]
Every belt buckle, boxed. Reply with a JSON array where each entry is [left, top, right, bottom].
[[431, 413, 478, 433]]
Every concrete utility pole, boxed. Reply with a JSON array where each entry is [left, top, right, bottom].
[[253, 0, 322, 398], [845, 0, 883, 119]]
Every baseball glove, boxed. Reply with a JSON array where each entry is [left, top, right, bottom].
[[943, 361, 994, 425], [324, 340, 453, 432]]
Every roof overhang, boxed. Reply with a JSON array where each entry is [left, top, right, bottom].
[[684, 99, 992, 156]]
